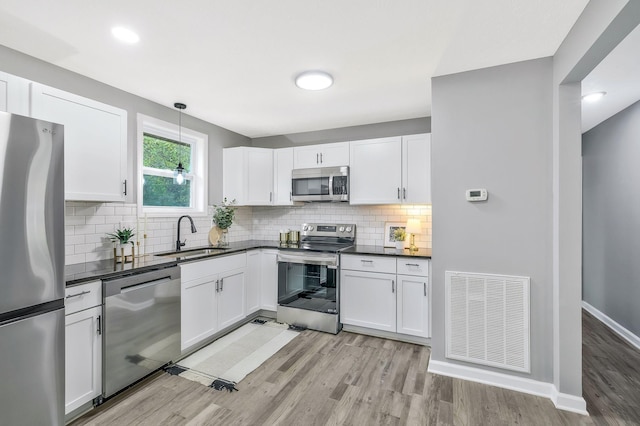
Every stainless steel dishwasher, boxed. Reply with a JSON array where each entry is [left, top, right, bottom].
[[102, 265, 181, 398]]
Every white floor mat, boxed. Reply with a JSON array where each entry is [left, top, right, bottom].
[[175, 320, 298, 387]]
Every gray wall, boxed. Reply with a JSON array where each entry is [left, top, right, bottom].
[[431, 58, 554, 382], [0, 44, 250, 204], [251, 117, 430, 148], [583, 99, 640, 337]]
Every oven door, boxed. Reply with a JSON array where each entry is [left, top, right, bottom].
[[277, 252, 338, 314]]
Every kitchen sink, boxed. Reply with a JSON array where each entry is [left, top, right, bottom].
[[154, 247, 229, 259]]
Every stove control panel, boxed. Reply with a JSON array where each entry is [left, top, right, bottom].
[[301, 223, 356, 239]]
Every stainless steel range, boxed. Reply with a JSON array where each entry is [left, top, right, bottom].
[[276, 223, 355, 334]]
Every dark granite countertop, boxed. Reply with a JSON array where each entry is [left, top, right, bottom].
[[342, 245, 431, 258], [66, 240, 431, 286]]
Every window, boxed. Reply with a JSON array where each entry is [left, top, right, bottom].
[[137, 114, 208, 216]]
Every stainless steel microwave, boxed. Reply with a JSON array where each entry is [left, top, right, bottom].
[[291, 166, 349, 202]]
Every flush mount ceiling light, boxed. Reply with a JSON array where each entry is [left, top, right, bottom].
[[174, 102, 187, 185], [582, 91, 606, 103], [111, 26, 140, 44], [295, 71, 333, 91]]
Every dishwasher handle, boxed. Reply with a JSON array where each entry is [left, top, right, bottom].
[[103, 266, 180, 298], [120, 277, 172, 294]]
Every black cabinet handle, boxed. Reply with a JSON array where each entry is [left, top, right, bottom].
[[97, 315, 102, 335], [123, 179, 127, 196]]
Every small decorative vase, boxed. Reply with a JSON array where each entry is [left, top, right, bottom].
[[395, 240, 405, 250], [114, 243, 134, 263], [218, 228, 229, 246]]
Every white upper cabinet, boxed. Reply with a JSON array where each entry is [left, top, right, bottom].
[[402, 133, 431, 204], [30, 83, 127, 202], [350, 136, 403, 204], [349, 133, 431, 205], [0, 71, 30, 116], [273, 147, 294, 205], [293, 141, 349, 169], [223, 147, 274, 205]]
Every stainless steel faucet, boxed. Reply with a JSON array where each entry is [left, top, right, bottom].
[[176, 215, 197, 251]]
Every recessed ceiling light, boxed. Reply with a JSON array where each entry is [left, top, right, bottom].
[[111, 27, 140, 44], [582, 91, 606, 103], [295, 71, 333, 91]]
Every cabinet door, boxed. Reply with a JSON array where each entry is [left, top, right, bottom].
[[397, 274, 429, 337], [273, 147, 294, 205], [217, 269, 246, 330], [30, 83, 127, 202], [340, 270, 396, 332], [260, 250, 278, 311], [0, 71, 30, 115], [181, 275, 217, 350], [246, 148, 274, 205], [245, 250, 262, 314], [318, 142, 349, 167], [349, 137, 402, 204], [65, 306, 102, 414], [402, 133, 431, 204], [222, 148, 246, 205], [293, 144, 322, 169]]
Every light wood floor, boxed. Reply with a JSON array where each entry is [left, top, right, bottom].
[[72, 325, 611, 426]]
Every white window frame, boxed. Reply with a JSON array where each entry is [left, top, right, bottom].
[[137, 113, 208, 217]]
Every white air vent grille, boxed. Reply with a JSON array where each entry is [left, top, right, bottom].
[[445, 271, 530, 373]]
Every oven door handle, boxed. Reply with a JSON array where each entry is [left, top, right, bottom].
[[277, 252, 338, 268]]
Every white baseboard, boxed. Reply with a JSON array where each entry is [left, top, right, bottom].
[[582, 301, 640, 351], [428, 358, 588, 415]]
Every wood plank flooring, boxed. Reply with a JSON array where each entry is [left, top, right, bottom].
[[72, 310, 640, 425], [582, 309, 640, 425]]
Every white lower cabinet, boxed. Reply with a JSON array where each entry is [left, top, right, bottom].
[[340, 269, 396, 332], [260, 249, 278, 311], [246, 248, 278, 313], [64, 281, 102, 415], [181, 273, 218, 350], [246, 250, 262, 314], [341, 254, 430, 338], [217, 268, 246, 330], [180, 253, 246, 351], [396, 274, 429, 337]]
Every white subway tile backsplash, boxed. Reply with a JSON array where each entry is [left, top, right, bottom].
[[64, 201, 431, 265]]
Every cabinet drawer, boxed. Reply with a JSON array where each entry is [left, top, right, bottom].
[[396, 258, 429, 276], [181, 252, 247, 282], [65, 280, 101, 315], [341, 254, 396, 274]]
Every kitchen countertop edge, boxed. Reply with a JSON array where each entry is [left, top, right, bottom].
[[66, 240, 431, 287]]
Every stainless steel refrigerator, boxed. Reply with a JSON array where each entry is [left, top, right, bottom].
[[0, 112, 65, 425]]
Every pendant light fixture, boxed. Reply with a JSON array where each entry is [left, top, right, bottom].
[[173, 102, 186, 185]]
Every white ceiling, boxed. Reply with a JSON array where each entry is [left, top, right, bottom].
[[0, 1, 590, 138], [582, 23, 640, 133]]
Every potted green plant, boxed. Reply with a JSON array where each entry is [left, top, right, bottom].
[[212, 198, 236, 246], [107, 227, 136, 262], [393, 228, 406, 250]]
